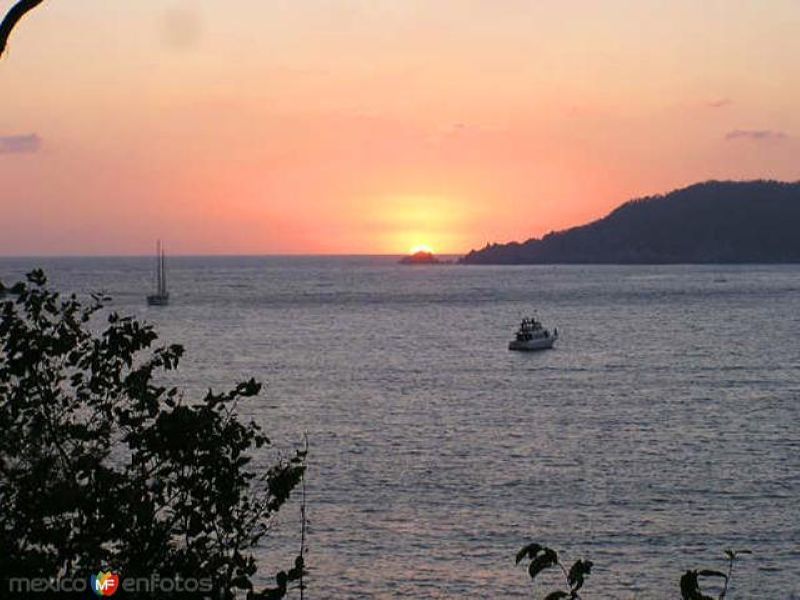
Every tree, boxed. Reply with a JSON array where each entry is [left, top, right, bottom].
[[514, 542, 752, 599], [0, 0, 44, 58], [0, 270, 306, 598], [515, 542, 593, 600]]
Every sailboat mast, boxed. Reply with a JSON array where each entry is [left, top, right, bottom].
[[161, 244, 167, 294], [147, 239, 169, 305], [154, 239, 161, 293]]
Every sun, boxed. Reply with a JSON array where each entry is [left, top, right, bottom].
[[409, 243, 435, 255]]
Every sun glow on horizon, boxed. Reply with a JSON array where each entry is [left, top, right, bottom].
[[364, 194, 475, 256], [409, 243, 435, 255]]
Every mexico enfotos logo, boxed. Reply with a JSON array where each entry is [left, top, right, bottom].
[[8, 571, 213, 595]]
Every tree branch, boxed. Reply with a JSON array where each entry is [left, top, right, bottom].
[[0, 0, 45, 59]]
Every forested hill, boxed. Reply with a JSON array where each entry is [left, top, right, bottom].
[[460, 180, 800, 264]]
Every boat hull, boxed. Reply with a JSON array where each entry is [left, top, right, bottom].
[[508, 336, 556, 351], [147, 294, 170, 306]]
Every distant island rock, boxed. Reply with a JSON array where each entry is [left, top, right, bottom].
[[400, 251, 443, 265], [460, 180, 800, 264]]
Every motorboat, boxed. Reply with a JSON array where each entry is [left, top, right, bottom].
[[508, 317, 558, 351]]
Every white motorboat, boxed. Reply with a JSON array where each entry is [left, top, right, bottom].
[[508, 317, 558, 351]]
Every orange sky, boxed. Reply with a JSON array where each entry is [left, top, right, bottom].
[[2, 0, 799, 255]]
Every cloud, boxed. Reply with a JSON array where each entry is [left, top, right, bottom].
[[725, 129, 787, 142], [707, 98, 732, 108], [0, 134, 42, 154]]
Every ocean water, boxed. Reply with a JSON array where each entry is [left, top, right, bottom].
[[1, 257, 799, 599]]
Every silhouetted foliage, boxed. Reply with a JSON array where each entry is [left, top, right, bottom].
[[516, 543, 752, 599], [680, 549, 751, 600], [462, 180, 800, 264], [0, 0, 43, 58], [0, 270, 306, 598], [516, 542, 592, 599]]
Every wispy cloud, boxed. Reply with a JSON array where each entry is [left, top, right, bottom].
[[0, 134, 42, 154], [725, 129, 787, 142], [707, 98, 732, 108]]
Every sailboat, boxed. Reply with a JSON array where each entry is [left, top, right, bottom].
[[146, 240, 170, 306]]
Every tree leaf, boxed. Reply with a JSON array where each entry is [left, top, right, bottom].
[[698, 569, 727, 580], [568, 559, 593, 592], [529, 548, 559, 580], [680, 570, 714, 600], [515, 542, 542, 565]]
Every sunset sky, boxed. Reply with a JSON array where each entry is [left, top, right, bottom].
[[2, 0, 799, 255]]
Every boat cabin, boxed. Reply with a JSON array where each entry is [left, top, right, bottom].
[[515, 318, 554, 341]]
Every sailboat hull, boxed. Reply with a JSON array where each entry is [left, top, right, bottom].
[[146, 294, 169, 306]]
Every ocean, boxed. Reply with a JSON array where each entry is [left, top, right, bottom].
[[1, 256, 798, 599]]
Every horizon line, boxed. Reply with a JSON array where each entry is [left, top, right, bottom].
[[0, 252, 467, 259]]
